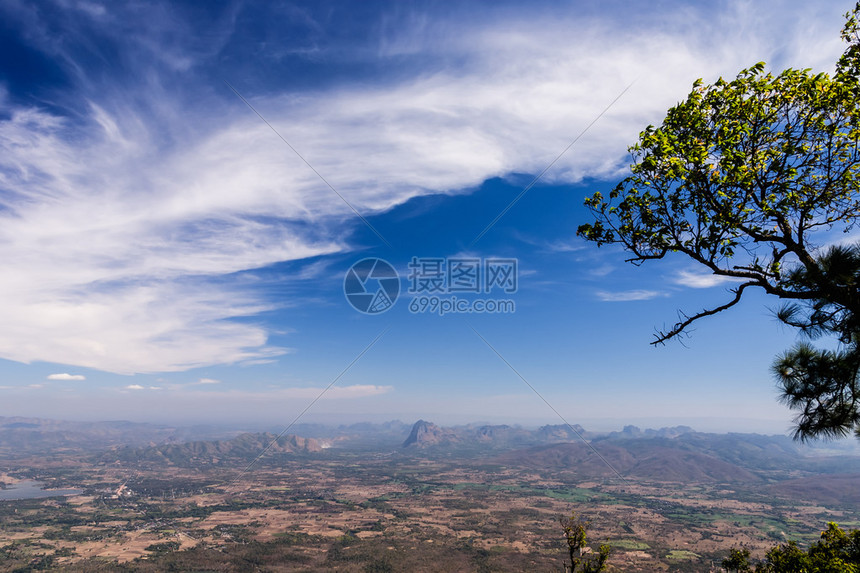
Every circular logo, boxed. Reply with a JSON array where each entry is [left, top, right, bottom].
[[344, 258, 400, 314]]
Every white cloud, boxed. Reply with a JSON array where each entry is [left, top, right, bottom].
[[543, 240, 586, 254], [674, 270, 745, 289], [47, 373, 86, 381], [75, 2, 107, 19], [596, 290, 663, 302], [123, 384, 162, 391], [589, 264, 615, 278], [196, 378, 221, 385], [0, 0, 849, 374]]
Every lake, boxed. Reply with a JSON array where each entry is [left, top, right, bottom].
[[0, 480, 83, 501]]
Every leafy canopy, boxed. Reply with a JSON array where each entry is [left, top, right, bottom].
[[723, 523, 860, 573], [560, 511, 610, 573]]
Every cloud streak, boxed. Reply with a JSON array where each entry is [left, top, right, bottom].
[[674, 270, 746, 289], [596, 290, 664, 302], [47, 373, 86, 381]]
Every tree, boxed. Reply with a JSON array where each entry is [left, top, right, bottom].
[[577, 4, 860, 441], [559, 511, 610, 573], [722, 547, 752, 573], [724, 522, 860, 572]]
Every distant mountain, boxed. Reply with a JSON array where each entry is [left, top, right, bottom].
[[494, 442, 762, 483], [402, 421, 597, 449], [0, 417, 241, 456], [0, 417, 410, 457], [596, 432, 860, 474], [399, 420, 763, 482], [5, 415, 860, 481], [105, 433, 322, 466], [403, 420, 461, 447], [536, 424, 590, 442], [602, 425, 695, 439], [399, 420, 860, 481]]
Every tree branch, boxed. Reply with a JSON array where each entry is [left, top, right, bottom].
[[652, 282, 757, 345]]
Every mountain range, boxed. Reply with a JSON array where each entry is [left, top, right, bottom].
[[104, 432, 322, 467], [400, 420, 860, 484], [3, 416, 860, 486]]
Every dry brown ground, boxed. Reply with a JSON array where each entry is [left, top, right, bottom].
[[0, 456, 855, 571]]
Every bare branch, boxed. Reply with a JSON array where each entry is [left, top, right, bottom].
[[652, 282, 757, 345]]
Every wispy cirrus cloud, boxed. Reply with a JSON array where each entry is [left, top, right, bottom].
[[542, 240, 586, 254], [589, 264, 615, 278]]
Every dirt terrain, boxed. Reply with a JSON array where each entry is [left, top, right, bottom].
[[1, 445, 858, 572]]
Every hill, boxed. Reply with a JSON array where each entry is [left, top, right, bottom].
[[105, 432, 322, 466], [400, 420, 860, 479], [401, 420, 589, 449], [494, 441, 763, 483], [0, 417, 243, 457]]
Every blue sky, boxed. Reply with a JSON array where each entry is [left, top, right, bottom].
[[0, 0, 855, 433]]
